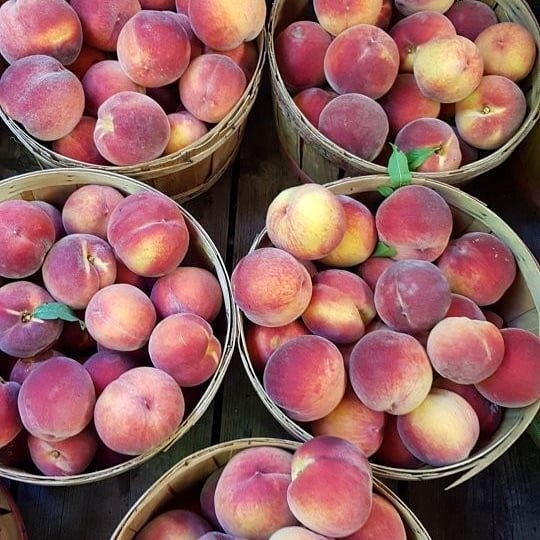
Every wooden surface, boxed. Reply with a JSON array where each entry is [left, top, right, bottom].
[[1, 9, 539, 539]]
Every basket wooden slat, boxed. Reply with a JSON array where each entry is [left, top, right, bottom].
[[238, 175, 540, 486], [0, 33, 265, 203], [268, 0, 540, 186], [111, 438, 431, 539], [0, 168, 238, 486]]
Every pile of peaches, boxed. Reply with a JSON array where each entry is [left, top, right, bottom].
[[0, 0, 266, 166], [233, 182, 540, 469], [0, 185, 225, 476], [274, 0, 537, 171], [133, 436, 410, 540]]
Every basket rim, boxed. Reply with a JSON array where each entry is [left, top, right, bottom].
[[238, 174, 540, 485], [267, 0, 540, 185], [0, 31, 267, 175], [110, 436, 432, 540], [0, 168, 239, 486]]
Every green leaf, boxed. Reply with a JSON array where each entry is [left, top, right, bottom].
[[33, 302, 85, 331], [372, 241, 397, 258], [388, 143, 412, 188], [406, 147, 437, 170], [377, 186, 394, 197]]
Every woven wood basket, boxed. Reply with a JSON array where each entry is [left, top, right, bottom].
[[268, 0, 540, 186], [238, 175, 540, 488], [0, 34, 265, 203], [0, 168, 237, 486], [111, 437, 431, 539], [0, 482, 27, 540]]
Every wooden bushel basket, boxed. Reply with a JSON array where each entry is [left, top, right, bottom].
[[0, 34, 266, 203], [238, 175, 540, 488], [0, 168, 237, 486], [111, 437, 432, 539], [268, 0, 540, 186]]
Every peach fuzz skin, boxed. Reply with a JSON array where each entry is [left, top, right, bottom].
[[314, 0, 383, 36]]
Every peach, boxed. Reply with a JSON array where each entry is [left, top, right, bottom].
[[266, 183, 346, 260], [394, 118, 462, 172], [245, 320, 310, 374], [0, 282, 63, 358], [62, 185, 124, 239], [200, 534, 248, 540], [164, 111, 209, 154], [380, 73, 441, 136], [483, 310, 504, 329], [320, 196, 377, 267], [205, 41, 258, 81], [427, 317, 504, 384], [319, 93, 389, 161], [375, 0, 393, 29], [358, 257, 394, 291], [107, 191, 190, 278], [0, 430, 31, 468], [66, 44, 107, 79], [314, 0, 382, 35], [213, 446, 296, 539], [146, 84, 181, 114], [0, 54, 85, 141], [311, 387, 385, 457], [374, 260, 451, 333], [287, 436, 372, 537], [397, 388, 480, 466], [117, 11, 191, 88], [344, 493, 406, 540], [85, 284, 156, 352], [0, 199, 55, 278], [9, 349, 60, 385], [349, 330, 433, 414], [446, 293, 485, 320], [455, 75, 527, 150], [57, 317, 96, 356], [324, 24, 399, 98], [0, 0, 82, 65], [175, 0, 188, 14], [270, 527, 330, 540], [200, 467, 223, 527], [263, 335, 346, 422], [29, 201, 64, 241], [42, 234, 117, 309], [140, 0, 175, 7], [71, 0, 141, 52], [83, 350, 138, 396], [452, 126, 479, 165], [433, 377, 502, 438], [314, 269, 376, 325], [27, 425, 98, 476], [94, 366, 184, 455], [82, 60, 145, 116], [114, 261, 147, 291], [475, 22, 537, 82], [18, 356, 95, 441], [188, 0, 266, 51], [395, 0, 455, 16], [52, 117, 109, 166], [177, 13, 203, 61], [231, 248, 312, 327], [136, 509, 211, 540], [413, 35, 483, 103], [436, 231, 517, 306], [94, 91, 170, 166], [150, 266, 222, 322], [475, 328, 540, 408], [445, 0, 497, 41], [373, 414, 423, 468], [0, 379, 22, 448], [293, 87, 336, 128], [179, 54, 246, 123], [375, 184, 453, 261], [275, 21, 332, 91], [149, 313, 221, 387], [389, 11, 456, 72]]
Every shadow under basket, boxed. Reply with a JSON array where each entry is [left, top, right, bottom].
[[238, 175, 540, 489], [268, 0, 540, 186], [0, 168, 237, 486], [0, 33, 266, 203], [110, 437, 432, 539]]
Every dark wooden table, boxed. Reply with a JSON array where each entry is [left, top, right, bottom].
[[1, 12, 540, 540]]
